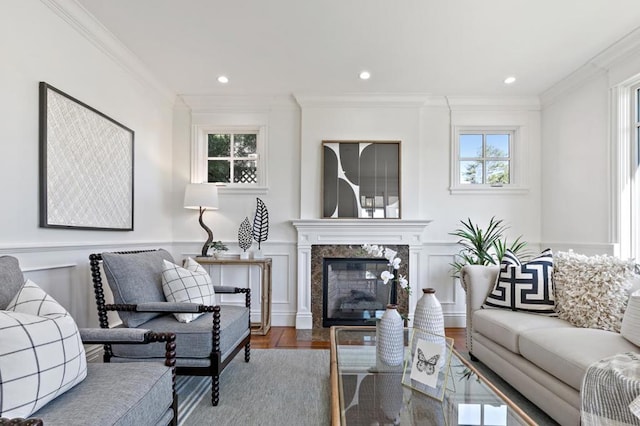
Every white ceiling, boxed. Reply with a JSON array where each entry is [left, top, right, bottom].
[[77, 0, 640, 97]]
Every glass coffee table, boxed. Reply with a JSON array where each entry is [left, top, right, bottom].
[[330, 326, 535, 425]]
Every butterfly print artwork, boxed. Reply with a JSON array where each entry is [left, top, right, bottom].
[[416, 349, 439, 375]]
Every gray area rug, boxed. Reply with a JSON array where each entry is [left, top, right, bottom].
[[177, 349, 330, 426], [177, 348, 559, 425]]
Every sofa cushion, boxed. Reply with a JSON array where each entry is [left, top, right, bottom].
[[483, 249, 556, 315], [473, 308, 572, 353], [0, 256, 25, 310], [101, 249, 175, 327], [111, 305, 250, 361], [0, 280, 87, 418], [161, 258, 214, 323], [519, 327, 639, 391], [621, 289, 640, 346], [554, 251, 633, 332], [31, 362, 173, 426]]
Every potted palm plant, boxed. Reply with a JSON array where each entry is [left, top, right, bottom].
[[450, 216, 528, 278]]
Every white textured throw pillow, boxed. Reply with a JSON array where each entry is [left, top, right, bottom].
[[162, 258, 214, 323], [621, 289, 640, 346], [554, 251, 633, 332], [0, 280, 87, 418]]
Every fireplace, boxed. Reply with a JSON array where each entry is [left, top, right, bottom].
[[292, 219, 432, 329], [310, 244, 409, 329], [322, 258, 390, 327]]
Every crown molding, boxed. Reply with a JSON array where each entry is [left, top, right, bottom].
[[293, 93, 439, 108], [179, 94, 298, 112], [40, 0, 175, 105], [445, 96, 541, 111], [541, 27, 640, 107]]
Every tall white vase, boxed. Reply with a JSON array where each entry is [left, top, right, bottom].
[[377, 304, 404, 367], [413, 288, 445, 337]]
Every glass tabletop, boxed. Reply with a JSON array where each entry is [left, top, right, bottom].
[[330, 326, 535, 426]]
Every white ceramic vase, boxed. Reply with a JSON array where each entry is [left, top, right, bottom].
[[377, 304, 404, 367], [413, 288, 445, 337]]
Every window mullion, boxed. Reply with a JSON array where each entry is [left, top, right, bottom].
[[482, 133, 487, 184]]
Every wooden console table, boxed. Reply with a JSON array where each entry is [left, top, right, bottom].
[[196, 257, 272, 335]]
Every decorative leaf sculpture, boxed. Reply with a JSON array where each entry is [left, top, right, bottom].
[[252, 198, 269, 250], [238, 217, 253, 252]]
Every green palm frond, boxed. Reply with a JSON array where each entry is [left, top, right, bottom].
[[449, 216, 528, 278]]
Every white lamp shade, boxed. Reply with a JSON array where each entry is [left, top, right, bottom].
[[184, 183, 219, 210]]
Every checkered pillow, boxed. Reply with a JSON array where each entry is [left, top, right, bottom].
[[0, 280, 87, 418], [483, 249, 556, 315], [162, 258, 215, 323]]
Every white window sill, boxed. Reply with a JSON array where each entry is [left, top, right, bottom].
[[218, 186, 269, 195], [449, 185, 529, 195]]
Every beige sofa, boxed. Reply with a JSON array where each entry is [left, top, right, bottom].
[[461, 265, 640, 426]]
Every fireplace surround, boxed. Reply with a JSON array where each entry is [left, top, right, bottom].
[[292, 219, 431, 329], [314, 246, 409, 329]]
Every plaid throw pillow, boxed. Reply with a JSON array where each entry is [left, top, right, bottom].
[[162, 258, 215, 323], [483, 249, 556, 315], [0, 280, 87, 418]]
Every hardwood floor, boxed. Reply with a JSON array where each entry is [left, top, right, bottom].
[[252, 327, 467, 352]]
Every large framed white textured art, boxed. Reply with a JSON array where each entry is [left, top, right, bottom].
[[39, 82, 134, 231], [322, 140, 401, 219]]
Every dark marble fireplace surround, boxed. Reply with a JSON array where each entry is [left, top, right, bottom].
[[310, 244, 409, 329]]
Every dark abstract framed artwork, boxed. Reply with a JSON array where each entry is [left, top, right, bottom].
[[39, 82, 134, 230], [322, 141, 401, 219]]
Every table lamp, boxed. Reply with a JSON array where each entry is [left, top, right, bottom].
[[184, 183, 219, 257]]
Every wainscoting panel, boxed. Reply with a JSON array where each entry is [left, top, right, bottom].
[[426, 254, 457, 305], [422, 244, 467, 328], [23, 264, 77, 318], [189, 242, 298, 327]]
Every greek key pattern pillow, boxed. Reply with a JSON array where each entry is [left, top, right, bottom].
[[162, 258, 214, 323], [0, 280, 87, 418], [483, 249, 556, 315]]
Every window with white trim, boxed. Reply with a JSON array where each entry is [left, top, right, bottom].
[[630, 83, 640, 259], [207, 132, 258, 183], [192, 125, 267, 192], [451, 126, 525, 194]]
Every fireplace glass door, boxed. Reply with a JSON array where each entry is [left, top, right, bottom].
[[322, 258, 390, 327]]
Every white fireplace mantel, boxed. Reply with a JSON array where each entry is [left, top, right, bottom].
[[292, 219, 432, 329]]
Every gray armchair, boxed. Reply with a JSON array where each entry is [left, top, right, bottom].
[[0, 255, 177, 426], [89, 249, 251, 406]]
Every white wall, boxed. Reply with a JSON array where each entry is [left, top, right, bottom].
[[541, 73, 611, 252], [172, 96, 301, 326], [0, 0, 175, 327], [540, 42, 640, 256], [296, 95, 543, 326]]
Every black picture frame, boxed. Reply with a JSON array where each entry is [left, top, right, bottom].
[[39, 82, 134, 230], [322, 140, 401, 218]]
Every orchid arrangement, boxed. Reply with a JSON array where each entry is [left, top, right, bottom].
[[362, 244, 411, 300]]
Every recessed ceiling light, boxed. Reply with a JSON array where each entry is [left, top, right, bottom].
[[504, 76, 516, 85], [359, 71, 371, 80], [217, 76, 229, 84]]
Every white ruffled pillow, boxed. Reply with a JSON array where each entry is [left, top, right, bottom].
[[0, 280, 87, 418], [161, 258, 214, 323], [554, 251, 633, 332]]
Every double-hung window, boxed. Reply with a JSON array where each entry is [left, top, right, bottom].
[[192, 125, 267, 193], [451, 127, 525, 194]]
